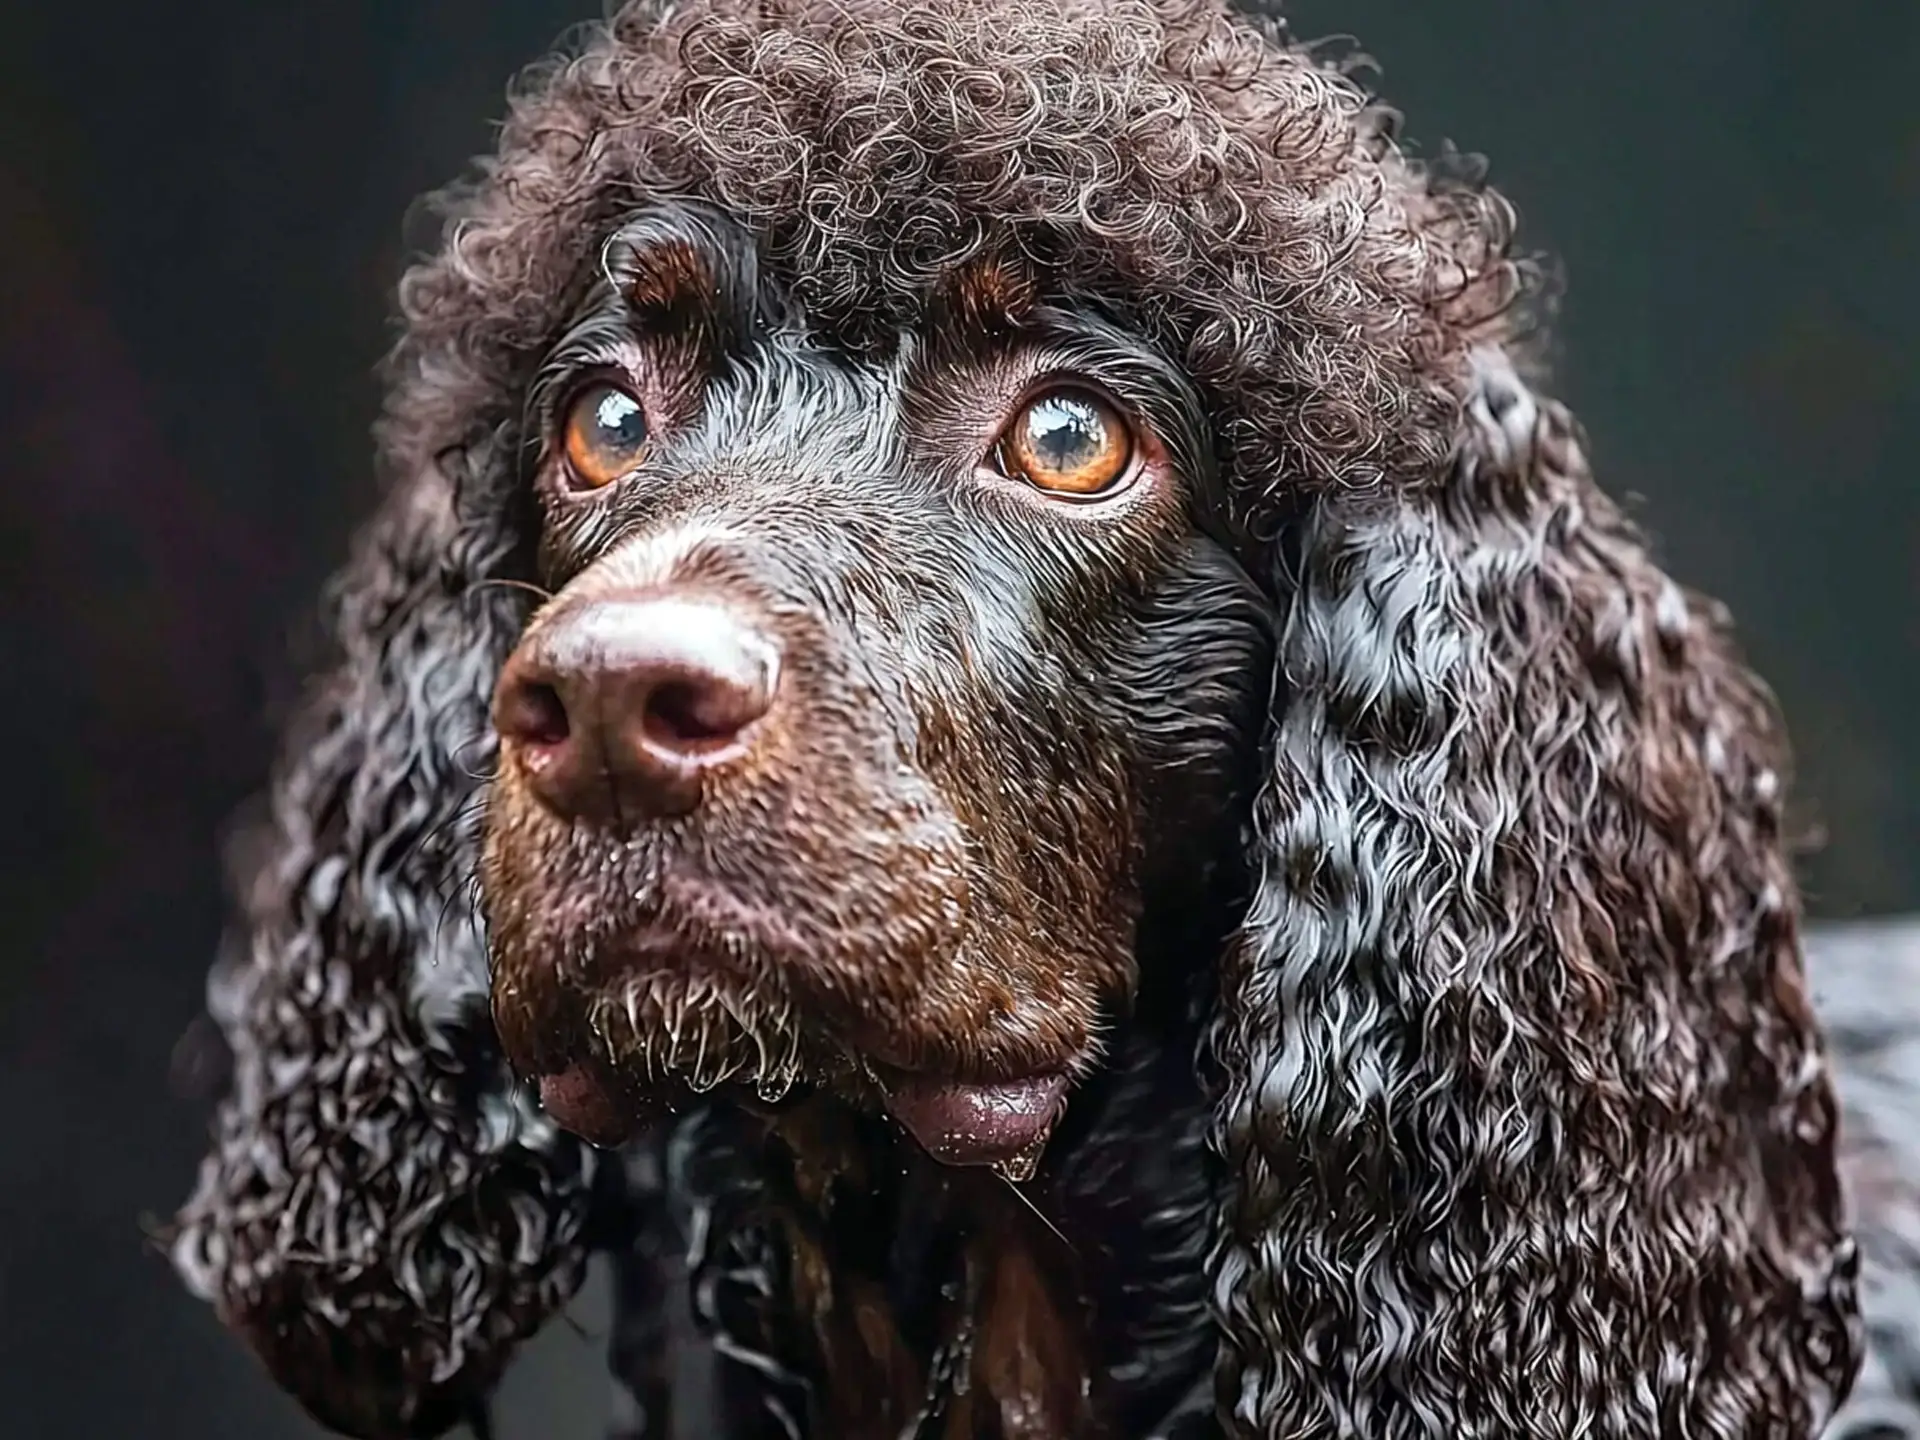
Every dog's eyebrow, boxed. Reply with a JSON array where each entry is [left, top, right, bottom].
[[922, 251, 1042, 357], [601, 203, 773, 347], [524, 205, 776, 435]]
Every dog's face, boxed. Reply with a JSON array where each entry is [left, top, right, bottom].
[[481, 205, 1270, 1167]]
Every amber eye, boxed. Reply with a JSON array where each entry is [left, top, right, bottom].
[[996, 387, 1135, 497], [561, 382, 650, 490]]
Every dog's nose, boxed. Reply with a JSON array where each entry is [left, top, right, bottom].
[[493, 593, 780, 822]]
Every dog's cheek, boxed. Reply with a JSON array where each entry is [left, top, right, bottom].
[[1114, 541, 1273, 878], [478, 784, 588, 1078]]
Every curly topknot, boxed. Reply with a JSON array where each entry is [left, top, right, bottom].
[[386, 0, 1528, 523]]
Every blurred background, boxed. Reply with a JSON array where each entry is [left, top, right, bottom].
[[1, 0, 1914, 1436]]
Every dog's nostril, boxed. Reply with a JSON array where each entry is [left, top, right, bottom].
[[643, 677, 759, 753], [501, 679, 571, 749]]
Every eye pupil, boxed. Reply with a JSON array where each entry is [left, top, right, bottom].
[[1024, 395, 1103, 470], [593, 389, 646, 449]]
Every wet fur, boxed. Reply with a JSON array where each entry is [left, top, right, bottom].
[[165, 2, 1911, 1437]]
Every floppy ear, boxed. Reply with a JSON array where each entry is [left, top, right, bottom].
[[1208, 348, 1861, 1436], [166, 431, 598, 1439]]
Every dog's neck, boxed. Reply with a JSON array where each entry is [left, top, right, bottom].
[[614, 926, 1225, 1440]]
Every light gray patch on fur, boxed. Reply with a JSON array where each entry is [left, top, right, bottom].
[[1463, 345, 1540, 473], [596, 516, 750, 591], [407, 898, 492, 1032], [1654, 579, 1693, 645]]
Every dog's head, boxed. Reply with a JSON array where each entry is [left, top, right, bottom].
[[481, 204, 1270, 1168], [459, 0, 1494, 1175]]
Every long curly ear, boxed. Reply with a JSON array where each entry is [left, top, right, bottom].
[[166, 431, 598, 1439], [1209, 348, 1861, 1436]]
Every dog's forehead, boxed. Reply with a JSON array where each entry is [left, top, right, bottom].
[[686, 339, 908, 477], [591, 201, 1048, 361]]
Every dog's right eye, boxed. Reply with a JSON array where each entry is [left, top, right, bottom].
[[994, 386, 1136, 499], [561, 382, 650, 490]]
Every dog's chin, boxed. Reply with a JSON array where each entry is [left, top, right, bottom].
[[535, 1061, 667, 1148], [513, 973, 1093, 1180], [489, 854, 1113, 1175], [535, 1055, 1079, 1182]]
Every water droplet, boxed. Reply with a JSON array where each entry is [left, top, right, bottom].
[[990, 1136, 1048, 1184]]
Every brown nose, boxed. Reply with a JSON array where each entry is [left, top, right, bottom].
[[493, 593, 780, 822]]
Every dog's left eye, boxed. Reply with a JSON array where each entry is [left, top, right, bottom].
[[561, 382, 650, 490], [996, 387, 1135, 497]]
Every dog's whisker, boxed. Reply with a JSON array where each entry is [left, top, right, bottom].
[[447, 731, 501, 785], [691, 1019, 715, 1089], [428, 882, 469, 956], [465, 576, 555, 604], [994, 1169, 1073, 1254]]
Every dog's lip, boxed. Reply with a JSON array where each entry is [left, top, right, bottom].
[[879, 1072, 1073, 1173], [536, 1063, 668, 1148], [536, 1057, 1078, 1171]]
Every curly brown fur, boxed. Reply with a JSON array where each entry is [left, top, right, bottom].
[[168, 2, 1878, 1437]]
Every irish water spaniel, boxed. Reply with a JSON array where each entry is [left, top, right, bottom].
[[165, 1, 1920, 1435]]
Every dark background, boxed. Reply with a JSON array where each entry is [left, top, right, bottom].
[[2, 1, 1914, 1436]]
